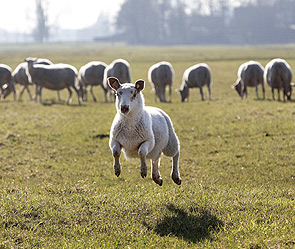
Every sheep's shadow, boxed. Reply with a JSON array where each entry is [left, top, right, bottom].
[[144, 204, 223, 243]]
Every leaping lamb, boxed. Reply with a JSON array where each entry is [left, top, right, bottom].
[[108, 77, 181, 186]]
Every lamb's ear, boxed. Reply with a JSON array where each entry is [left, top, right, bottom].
[[108, 77, 121, 91], [135, 79, 145, 92]]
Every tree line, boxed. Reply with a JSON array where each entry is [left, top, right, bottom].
[[112, 0, 295, 45]]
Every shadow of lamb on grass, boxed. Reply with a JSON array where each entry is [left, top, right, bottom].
[[144, 204, 223, 243]]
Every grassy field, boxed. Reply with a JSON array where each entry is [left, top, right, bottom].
[[0, 43, 295, 248]]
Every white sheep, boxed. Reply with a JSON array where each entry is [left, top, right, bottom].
[[12, 58, 54, 101], [108, 77, 181, 186], [103, 59, 132, 102], [264, 58, 293, 101], [0, 64, 16, 100], [78, 61, 107, 102], [25, 58, 81, 105], [178, 63, 212, 102], [148, 61, 174, 102], [232, 60, 265, 99]]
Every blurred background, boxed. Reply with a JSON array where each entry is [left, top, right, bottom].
[[1, 0, 295, 45]]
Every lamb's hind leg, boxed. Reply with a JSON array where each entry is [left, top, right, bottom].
[[171, 152, 181, 185], [151, 158, 163, 186]]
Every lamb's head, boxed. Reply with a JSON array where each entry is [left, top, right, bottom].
[[108, 77, 145, 116]]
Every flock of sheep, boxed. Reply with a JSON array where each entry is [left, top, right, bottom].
[[0, 57, 293, 104]]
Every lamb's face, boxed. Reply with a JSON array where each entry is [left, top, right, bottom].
[[116, 84, 140, 115], [108, 77, 145, 116]]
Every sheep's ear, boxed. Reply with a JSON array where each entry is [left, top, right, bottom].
[[135, 79, 145, 92], [231, 84, 236, 89], [108, 77, 121, 91]]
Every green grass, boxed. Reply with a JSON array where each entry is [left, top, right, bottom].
[[0, 43, 295, 248]]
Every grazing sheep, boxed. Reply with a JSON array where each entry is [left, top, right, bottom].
[[178, 63, 212, 102], [148, 61, 174, 102], [78, 61, 107, 102], [108, 77, 181, 186], [25, 58, 81, 105], [232, 61, 265, 99], [264, 58, 293, 101], [103, 59, 132, 102], [0, 64, 16, 100], [12, 58, 54, 101]]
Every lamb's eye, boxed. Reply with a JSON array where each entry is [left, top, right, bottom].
[[130, 90, 133, 94], [118, 91, 122, 95]]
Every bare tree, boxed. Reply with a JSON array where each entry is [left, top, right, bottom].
[[33, 0, 49, 43]]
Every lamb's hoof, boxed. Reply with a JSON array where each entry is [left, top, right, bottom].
[[141, 172, 147, 178], [172, 177, 181, 185]]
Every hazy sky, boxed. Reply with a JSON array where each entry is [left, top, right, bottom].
[[0, 0, 124, 33]]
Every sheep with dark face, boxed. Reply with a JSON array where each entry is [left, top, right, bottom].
[[178, 63, 212, 102], [264, 58, 293, 101], [12, 58, 53, 101], [108, 77, 181, 186], [232, 61, 265, 99], [25, 58, 81, 105], [78, 61, 107, 102], [103, 59, 131, 102], [148, 61, 174, 102], [0, 64, 16, 100]]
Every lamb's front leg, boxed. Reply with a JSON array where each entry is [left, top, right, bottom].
[[111, 140, 121, 177], [138, 140, 154, 178]]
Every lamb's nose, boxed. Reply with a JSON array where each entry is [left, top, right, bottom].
[[121, 105, 129, 114]]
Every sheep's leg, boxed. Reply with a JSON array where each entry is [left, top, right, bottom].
[[90, 85, 97, 102], [138, 141, 153, 178], [272, 87, 275, 100], [66, 87, 72, 105], [72, 85, 81, 105], [19, 86, 27, 101], [171, 152, 181, 185], [57, 91, 61, 101], [151, 158, 163, 186], [277, 88, 280, 101], [84, 87, 88, 102], [169, 85, 172, 103], [262, 84, 265, 99], [103, 87, 108, 102], [255, 85, 259, 99], [34, 85, 39, 102], [38, 86, 43, 103], [199, 87, 205, 101], [207, 85, 211, 100], [111, 140, 121, 177]]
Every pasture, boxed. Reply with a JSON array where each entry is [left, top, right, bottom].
[[0, 44, 295, 248]]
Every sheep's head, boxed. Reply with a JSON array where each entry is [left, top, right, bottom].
[[178, 86, 189, 102], [285, 83, 293, 101], [232, 80, 243, 98], [108, 77, 144, 115], [1, 84, 12, 99]]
